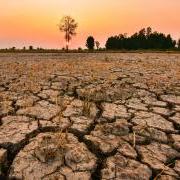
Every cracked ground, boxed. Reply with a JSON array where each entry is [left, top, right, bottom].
[[0, 52, 180, 180]]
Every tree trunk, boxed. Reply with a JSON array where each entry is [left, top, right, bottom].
[[66, 43, 69, 52]]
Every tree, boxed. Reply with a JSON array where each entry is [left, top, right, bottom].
[[58, 16, 78, 51], [105, 27, 176, 50], [29, 46, 33, 50], [146, 27, 152, 37], [95, 41, 100, 50], [10, 47, 16, 51], [86, 36, 95, 50], [178, 39, 180, 49]]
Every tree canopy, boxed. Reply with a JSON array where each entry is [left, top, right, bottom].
[[58, 16, 78, 51], [86, 36, 95, 50], [178, 39, 180, 49], [106, 27, 176, 50]]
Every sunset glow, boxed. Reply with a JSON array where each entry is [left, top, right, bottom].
[[0, 0, 180, 49]]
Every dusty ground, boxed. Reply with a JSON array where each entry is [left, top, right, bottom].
[[0, 52, 180, 180]]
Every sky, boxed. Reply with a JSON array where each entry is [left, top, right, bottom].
[[0, 0, 180, 49]]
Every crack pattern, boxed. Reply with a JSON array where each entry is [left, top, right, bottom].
[[0, 53, 180, 179]]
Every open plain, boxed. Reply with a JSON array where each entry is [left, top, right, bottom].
[[0, 52, 180, 179]]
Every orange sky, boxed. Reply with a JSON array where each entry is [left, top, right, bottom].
[[0, 0, 180, 49]]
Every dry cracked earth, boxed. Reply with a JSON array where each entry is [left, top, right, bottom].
[[0, 52, 180, 180]]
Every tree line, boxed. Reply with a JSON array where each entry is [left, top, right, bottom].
[[106, 27, 179, 50]]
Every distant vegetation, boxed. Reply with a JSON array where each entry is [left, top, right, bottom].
[[178, 39, 180, 49], [86, 36, 95, 50], [106, 27, 177, 50], [29, 46, 34, 50], [95, 41, 100, 50]]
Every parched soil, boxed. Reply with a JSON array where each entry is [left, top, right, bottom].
[[0, 52, 180, 180]]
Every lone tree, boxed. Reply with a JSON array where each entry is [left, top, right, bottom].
[[95, 41, 100, 50], [86, 36, 95, 50], [58, 16, 78, 51]]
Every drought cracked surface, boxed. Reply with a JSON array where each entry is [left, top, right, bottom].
[[0, 52, 180, 179]]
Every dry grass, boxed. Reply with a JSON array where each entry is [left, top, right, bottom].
[[82, 100, 92, 117], [55, 130, 68, 150], [56, 96, 65, 118]]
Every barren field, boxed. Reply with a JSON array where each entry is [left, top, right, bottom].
[[0, 53, 180, 179]]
